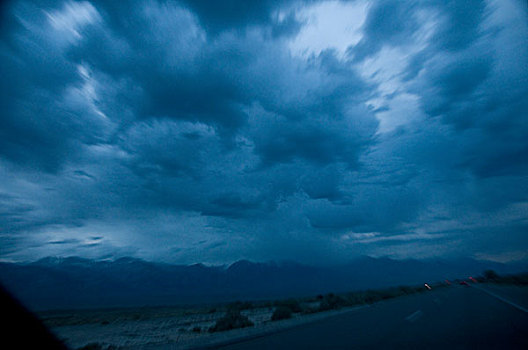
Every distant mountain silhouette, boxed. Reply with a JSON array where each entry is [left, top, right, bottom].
[[0, 256, 523, 311]]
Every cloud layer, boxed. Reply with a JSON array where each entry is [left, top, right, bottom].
[[0, 0, 527, 264]]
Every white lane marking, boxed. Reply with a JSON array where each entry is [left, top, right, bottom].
[[471, 285, 528, 313], [405, 310, 423, 322]]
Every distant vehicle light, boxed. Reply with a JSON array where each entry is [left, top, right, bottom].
[[469, 277, 478, 283], [460, 281, 469, 286], [424, 283, 432, 290], [445, 279, 451, 285]]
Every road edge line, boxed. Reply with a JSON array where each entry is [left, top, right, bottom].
[[470, 285, 528, 313]]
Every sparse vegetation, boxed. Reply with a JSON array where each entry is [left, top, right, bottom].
[[209, 310, 254, 332], [318, 293, 347, 311], [483, 269, 499, 281], [227, 301, 254, 311], [296, 283, 435, 314], [274, 298, 303, 313], [480, 271, 528, 285], [271, 306, 293, 321]]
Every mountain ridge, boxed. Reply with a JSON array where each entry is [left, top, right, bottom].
[[0, 256, 525, 311]]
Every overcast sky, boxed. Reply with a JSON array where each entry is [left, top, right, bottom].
[[0, 0, 527, 264]]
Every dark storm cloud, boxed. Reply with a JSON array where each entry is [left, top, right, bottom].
[[351, 0, 488, 73], [431, 0, 488, 52], [0, 193, 35, 232], [0, 0, 527, 264], [407, 3, 528, 181], [177, 0, 290, 32], [350, 0, 419, 62], [0, 2, 91, 171]]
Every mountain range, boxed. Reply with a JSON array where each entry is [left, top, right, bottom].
[[0, 256, 525, 311]]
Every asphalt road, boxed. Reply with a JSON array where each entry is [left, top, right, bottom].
[[215, 285, 528, 349]]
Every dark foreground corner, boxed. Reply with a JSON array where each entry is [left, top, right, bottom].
[[0, 283, 68, 349]]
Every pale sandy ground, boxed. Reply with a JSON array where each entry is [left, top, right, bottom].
[[45, 302, 369, 349]]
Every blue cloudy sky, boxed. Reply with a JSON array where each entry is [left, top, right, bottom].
[[0, 0, 527, 264]]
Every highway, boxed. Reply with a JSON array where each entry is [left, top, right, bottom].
[[215, 285, 528, 349]]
